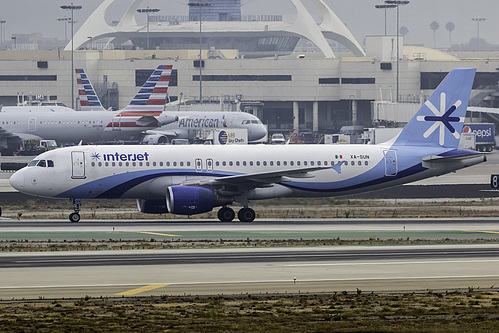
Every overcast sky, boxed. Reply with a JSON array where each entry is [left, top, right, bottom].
[[1, 0, 498, 48]]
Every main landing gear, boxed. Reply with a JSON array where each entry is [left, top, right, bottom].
[[69, 198, 82, 223], [217, 206, 256, 223]]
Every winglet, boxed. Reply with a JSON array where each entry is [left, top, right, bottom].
[[75, 69, 106, 111], [123, 65, 173, 112], [393, 68, 476, 148]]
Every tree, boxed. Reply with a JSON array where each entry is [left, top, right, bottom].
[[430, 21, 440, 48], [445, 22, 455, 48], [400, 26, 409, 37]]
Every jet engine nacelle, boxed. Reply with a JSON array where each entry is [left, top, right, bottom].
[[137, 199, 168, 214], [166, 186, 215, 215], [142, 133, 170, 145]]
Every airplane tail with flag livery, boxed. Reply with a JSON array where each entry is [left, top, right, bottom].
[[393, 68, 476, 148], [75, 69, 106, 111], [122, 65, 173, 112]]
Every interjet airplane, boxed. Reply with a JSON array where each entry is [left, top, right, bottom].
[[0, 65, 177, 155], [8, 69, 485, 223]]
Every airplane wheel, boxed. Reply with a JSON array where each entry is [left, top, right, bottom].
[[238, 208, 256, 223], [69, 212, 81, 223], [218, 207, 235, 222]]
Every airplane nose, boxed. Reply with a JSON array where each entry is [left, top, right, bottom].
[[250, 125, 268, 141], [9, 170, 25, 192]]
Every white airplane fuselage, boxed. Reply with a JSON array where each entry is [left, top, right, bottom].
[[9, 143, 484, 201], [147, 111, 267, 143], [0, 106, 166, 144]]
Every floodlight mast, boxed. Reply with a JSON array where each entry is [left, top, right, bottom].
[[374, 4, 397, 36], [137, 7, 160, 50], [471, 17, 486, 49], [60, 3, 82, 110], [188, 0, 212, 104], [384, 1, 410, 103]]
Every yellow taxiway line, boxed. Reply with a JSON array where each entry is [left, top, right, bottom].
[[124, 231, 181, 237], [115, 284, 170, 296], [460, 230, 499, 235]]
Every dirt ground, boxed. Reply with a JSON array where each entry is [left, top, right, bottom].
[[2, 197, 499, 220]]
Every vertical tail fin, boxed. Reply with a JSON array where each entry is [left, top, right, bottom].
[[123, 65, 173, 112], [75, 69, 106, 111], [393, 68, 476, 148]]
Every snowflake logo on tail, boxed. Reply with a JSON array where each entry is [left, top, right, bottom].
[[417, 92, 463, 146]]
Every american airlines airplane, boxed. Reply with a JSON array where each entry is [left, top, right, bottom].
[[0, 65, 178, 155], [8, 69, 485, 223], [76, 68, 267, 143]]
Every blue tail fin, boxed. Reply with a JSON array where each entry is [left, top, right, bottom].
[[393, 68, 476, 148]]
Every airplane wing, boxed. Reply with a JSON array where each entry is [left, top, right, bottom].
[[467, 106, 499, 115], [422, 152, 486, 169], [144, 129, 179, 137], [183, 166, 331, 193], [135, 115, 161, 127]]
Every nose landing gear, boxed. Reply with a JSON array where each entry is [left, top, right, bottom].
[[69, 198, 81, 223]]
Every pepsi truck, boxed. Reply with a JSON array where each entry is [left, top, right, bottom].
[[462, 123, 495, 152]]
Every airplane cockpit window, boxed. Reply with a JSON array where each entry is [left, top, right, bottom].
[[47, 160, 54, 167], [38, 160, 46, 167], [28, 160, 39, 167]]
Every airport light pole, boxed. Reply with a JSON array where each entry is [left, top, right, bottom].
[[11, 36, 16, 50], [472, 17, 486, 49], [188, 0, 211, 104], [0, 20, 5, 51], [57, 17, 71, 41], [385, 1, 409, 103], [137, 7, 160, 50], [60, 3, 82, 110], [375, 3, 397, 36]]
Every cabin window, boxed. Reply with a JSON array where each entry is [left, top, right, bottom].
[[91, 162, 95, 167], [365, 161, 369, 166], [351, 161, 355, 166], [250, 161, 253, 166], [180, 162, 184, 167], [132, 162, 136, 167], [223, 161, 227, 166], [256, 161, 260, 166], [270, 161, 274, 166], [173, 162, 177, 167], [243, 161, 246, 166], [283, 161, 287, 166], [166, 162, 170, 167], [98, 162, 102, 167], [317, 161, 321, 166], [277, 161, 281, 166], [358, 161, 362, 166], [290, 161, 293, 166], [263, 161, 267, 166], [160, 162, 164, 167], [229, 161, 233, 166], [216, 161, 220, 167]]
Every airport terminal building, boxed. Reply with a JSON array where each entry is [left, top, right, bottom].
[[1, 0, 499, 137]]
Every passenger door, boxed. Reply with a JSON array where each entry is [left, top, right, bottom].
[[71, 151, 86, 179]]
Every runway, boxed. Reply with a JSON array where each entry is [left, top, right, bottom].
[[1, 218, 499, 241], [1, 244, 498, 299], [0, 153, 498, 299]]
